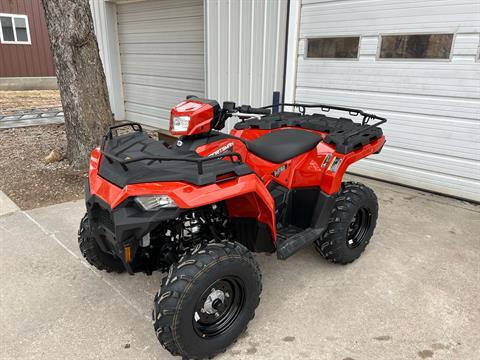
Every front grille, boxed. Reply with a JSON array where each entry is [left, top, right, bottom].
[[91, 205, 115, 232]]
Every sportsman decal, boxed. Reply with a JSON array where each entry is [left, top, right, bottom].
[[208, 142, 234, 157]]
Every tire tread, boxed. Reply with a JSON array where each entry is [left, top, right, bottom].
[[78, 214, 125, 273], [153, 241, 261, 359], [315, 182, 378, 265]]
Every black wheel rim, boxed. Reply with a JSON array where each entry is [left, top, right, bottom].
[[193, 276, 246, 338], [346, 207, 371, 249]]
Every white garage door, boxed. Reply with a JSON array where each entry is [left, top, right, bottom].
[[117, 0, 205, 128], [296, 0, 480, 202]]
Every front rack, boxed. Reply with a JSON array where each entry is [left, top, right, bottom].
[[101, 151, 243, 174], [100, 122, 243, 174], [101, 122, 143, 150]]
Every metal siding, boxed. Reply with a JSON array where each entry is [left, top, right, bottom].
[[117, 0, 205, 128], [205, 0, 288, 130], [296, 0, 480, 201], [0, 0, 55, 77], [90, 0, 125, 120]]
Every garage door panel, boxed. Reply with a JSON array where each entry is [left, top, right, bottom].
[[125, 111, 170, 129], [118, 0, 205, 127], [372, 147, 480, 180], [118, 17, 203, 34], [119, 42, 204, 55], [122, 54, 203, 70], [383, 138, 478, 161], [122, 74, 204, 93], [301, 11, 477, 29], [122, 65, 203, 80], [300, 0, 480, 35], [384, 123, 479, 147], [118, 0, 202, 15], [297, 57, 480, 80], [296, 74, 479, 100], [125, 103, 171, 121], [297, 0, 480, 201], [123, 84, 192, 109], [383, 132, 479, 160], [119, 31, 204, 45], [117, 4, 202, 23], [349, 160, 480, 201], [297, 59, 480, 89], [296, 88, 480, 122]]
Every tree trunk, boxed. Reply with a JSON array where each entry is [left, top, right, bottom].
[[42, 0, 113, 169]]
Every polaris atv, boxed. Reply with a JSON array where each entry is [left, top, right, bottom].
[[79, 95, 386, 359]]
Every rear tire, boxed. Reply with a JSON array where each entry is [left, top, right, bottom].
[[153, 240, 262, 359], [315, 182, 378, 264], [78, 214, 125, 273]]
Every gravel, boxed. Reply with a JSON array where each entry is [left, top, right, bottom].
[[0, 124, 86, 210]]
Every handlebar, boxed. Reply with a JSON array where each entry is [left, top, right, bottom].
[[236, 105, 271, 115]]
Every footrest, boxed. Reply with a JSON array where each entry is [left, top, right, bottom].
[[276, 226, 323, 260]]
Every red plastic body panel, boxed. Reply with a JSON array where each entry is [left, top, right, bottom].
[[169, 100, 215, 136], [230, 127, 385, 194], [89, 148, 276, 239]]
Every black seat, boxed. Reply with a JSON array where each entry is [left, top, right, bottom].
[[247, 129, 322, 163]]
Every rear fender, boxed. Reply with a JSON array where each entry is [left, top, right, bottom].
[[319, 136, 385, 194]]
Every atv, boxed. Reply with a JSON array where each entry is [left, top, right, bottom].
[[79, 95, 386, 359]]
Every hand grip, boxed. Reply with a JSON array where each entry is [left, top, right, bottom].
[[238, 105, 271, 115]]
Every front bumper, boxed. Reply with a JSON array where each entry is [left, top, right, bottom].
[[85, 182, 181, 273]]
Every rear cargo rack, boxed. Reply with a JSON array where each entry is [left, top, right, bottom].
[[259, 102, 387, 147], [261, 103, 386, 124]]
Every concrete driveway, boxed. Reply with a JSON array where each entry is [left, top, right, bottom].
[[1, 177, 479, 360]]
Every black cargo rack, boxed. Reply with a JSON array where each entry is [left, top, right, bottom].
[[261, 103, 386, 124], [101, 150, 243, 175], [258, 103, 387, 149], [100, 122, 250, 183], [102, 122, 144, 142]]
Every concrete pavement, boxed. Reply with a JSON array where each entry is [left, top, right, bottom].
[[0, 190, 19, 216], [1, 176, 479, 360]]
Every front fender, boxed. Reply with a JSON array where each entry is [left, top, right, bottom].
[[88, 147, 276, 240]]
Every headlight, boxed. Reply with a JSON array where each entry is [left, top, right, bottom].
[[171, 115, 190, 132], [134, 195, 177, 211]]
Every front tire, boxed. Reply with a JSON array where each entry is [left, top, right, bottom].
[[78, 214, 125, 273], [153, 241, 262, 359], [315, 182, 378, 264]]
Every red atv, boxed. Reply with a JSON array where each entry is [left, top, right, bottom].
[[79, 96, 386, 359]]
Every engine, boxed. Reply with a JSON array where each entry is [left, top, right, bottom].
[[133, 204, 229, 274]]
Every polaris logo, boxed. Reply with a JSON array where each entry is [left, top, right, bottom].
[[208, 142, 234, 157]]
